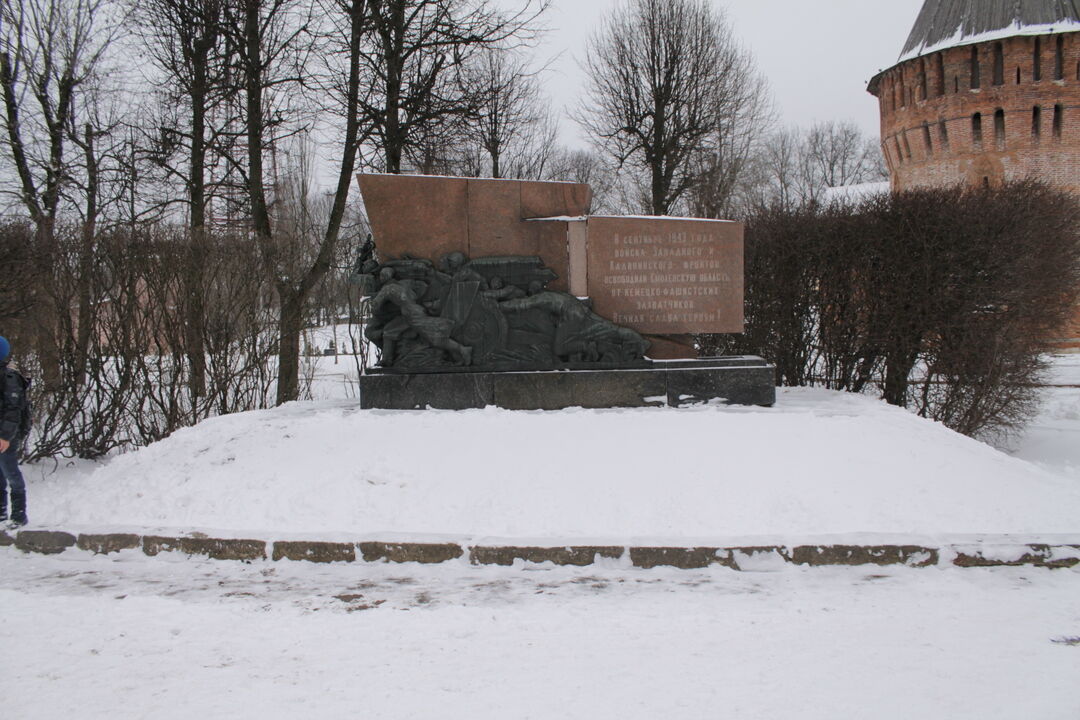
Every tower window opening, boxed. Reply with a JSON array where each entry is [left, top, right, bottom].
[[1032, 105, 1042, 140], [894, 138, 904, 165], [1016, 67, 1021, 84], [902, 132, 913, 160], [935, 53, 946, 96], [972, 112, 983, 146], [1055, 36, 1064, 80], [971, 46, 981, 88], [938, 120, 950, 152], [922, 124, 933, 156], [994, 109, 1005, 149], [919, 59, 928, 100], [992, 42, 1004, 85], [1034, 37, 1042, 81], [1053, 104, 1064, 139]]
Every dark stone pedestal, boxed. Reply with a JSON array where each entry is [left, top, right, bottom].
[[358, 356, 775, 411]]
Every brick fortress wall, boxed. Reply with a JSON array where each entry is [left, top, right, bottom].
[[872, 32, 1080, 193], [871, 32, 1080, 348]]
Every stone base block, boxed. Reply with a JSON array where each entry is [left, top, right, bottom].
[[15, 530, 76, 555], [358, 541, 464, 564], [78, 533, 142, 555], [272, 541, 357, 563], [143, 535, 266, 561], [471, 545, 624, 567], [359, 356, 775, 411]]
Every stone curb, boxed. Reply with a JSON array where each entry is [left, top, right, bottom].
[[950, 543, 1080, 570], [471, 545, 624, 567], [1, 529, 1078, 571], [273, 541, 355, 563], [143, 535, 267, 562]]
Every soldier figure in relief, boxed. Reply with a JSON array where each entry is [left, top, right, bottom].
[[366, 268, 473, 367]]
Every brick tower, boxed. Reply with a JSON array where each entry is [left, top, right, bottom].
[[868, 0, 1079, 194], [868, 0, 1080, 348]]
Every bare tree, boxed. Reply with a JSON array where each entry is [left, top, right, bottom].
[[358, 0, 548, 174], [0, 0, 117, 234], [223, 0, 380, 404], [464, 47, 544, 178], [544, 146, 618, 212], [401, 109, 473, 175], [577, 0, 759, 216], [545, 147, 604, 186], [800, 120, 886, 198], [0, 0, 119, 387], [746, 127, 807, 211], [63, 80, 136, 385], [499, 108, 559, 180], [687, 56, 772, 218], [396, 47, 560, 181], [746, 121, 887, 212], [129, 0, 240, 399], [133, 0, 233, 228]]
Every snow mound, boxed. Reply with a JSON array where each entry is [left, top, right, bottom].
[[29, 388, 1080, 539]]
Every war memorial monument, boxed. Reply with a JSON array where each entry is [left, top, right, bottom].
[[353, 174, 774, 410]]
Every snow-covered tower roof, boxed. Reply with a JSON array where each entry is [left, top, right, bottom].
[[899, 0, 1080, 62]]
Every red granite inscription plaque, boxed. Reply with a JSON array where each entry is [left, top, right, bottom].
[[585, 216, 744, 335]]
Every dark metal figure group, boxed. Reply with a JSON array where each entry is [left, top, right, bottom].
[[353, 249, 649, 371]]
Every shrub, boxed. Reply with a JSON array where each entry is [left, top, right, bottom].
[[701, 181, 1080, 439], [6, 225, 279, 459]]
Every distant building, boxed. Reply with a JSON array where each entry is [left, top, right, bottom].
[[867, 0, 1079, 194]]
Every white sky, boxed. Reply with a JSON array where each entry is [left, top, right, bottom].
[[527, 0, 927, 147]]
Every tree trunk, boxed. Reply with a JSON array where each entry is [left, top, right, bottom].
[[276, 288, 303, 405], [186, 49, 210, 399], [74, 123, 99, 387], [383, 80, 402, 173], [650, 100, 668, 215], [32, 223, 64, 389], [883, 348, 918, 407], [382, 2, 404, 174]]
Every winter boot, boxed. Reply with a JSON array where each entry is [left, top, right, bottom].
[[0, 491, 7, 523], [9, 490, 26, 527]]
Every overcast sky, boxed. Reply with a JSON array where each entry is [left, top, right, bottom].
[[528, 0, 927, 147]]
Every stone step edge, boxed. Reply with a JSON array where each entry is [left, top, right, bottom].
[[2, 529, 1078, 570]]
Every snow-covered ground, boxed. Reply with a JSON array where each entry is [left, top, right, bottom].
[[3, 353, 1078, 719], [2, 553, 1078, 720], [18, 383, 1080, 541], [1011, 354, 1080, 477]]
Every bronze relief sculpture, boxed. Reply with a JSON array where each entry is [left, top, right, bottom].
[[356, 252, 650, 372]]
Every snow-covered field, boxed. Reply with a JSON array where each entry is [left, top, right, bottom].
[[2, 553, 1079, 719], [2, 354, 1078, 719], [18, 364, 1080, 541]]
